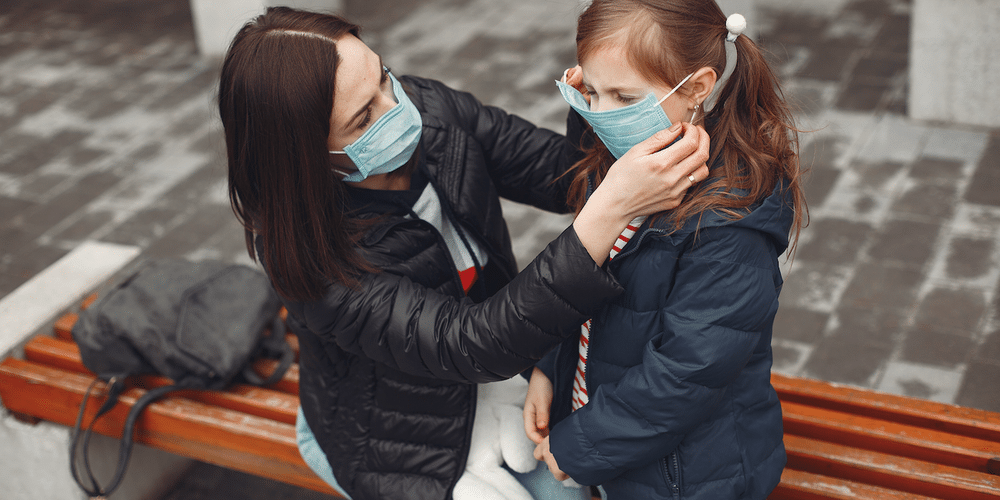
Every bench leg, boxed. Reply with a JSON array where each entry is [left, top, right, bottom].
[[0, 412, 194, 500]]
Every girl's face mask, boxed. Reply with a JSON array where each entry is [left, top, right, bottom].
[[556, 72, 693, 159], [330, 70, 422, 183]]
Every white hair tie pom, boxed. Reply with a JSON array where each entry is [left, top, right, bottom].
[[726, 13, 746, 42]]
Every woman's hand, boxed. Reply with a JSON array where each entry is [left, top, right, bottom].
[[523, 367, 554, 444], [534, 436, 570, 481], [573, 121, 711, 263]]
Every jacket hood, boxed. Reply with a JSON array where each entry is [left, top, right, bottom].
[[647, 179, 794, 255]]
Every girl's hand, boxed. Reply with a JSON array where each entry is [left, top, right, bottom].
[[573, 121, 711, 263], [534, 436, 570, 481], [523, 367, 553, 444]]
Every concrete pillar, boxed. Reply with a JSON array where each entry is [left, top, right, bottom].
[[189, 0, 346, 59], [910, 0, 1000, 127]]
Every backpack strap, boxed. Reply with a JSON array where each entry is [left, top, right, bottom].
[[70, 377, 180, 498]]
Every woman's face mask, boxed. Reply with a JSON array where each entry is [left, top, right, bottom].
[[330, 70, 422, 183], [556, 72, 693, 159]]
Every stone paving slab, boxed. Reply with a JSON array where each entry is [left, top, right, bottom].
[[0, 0, 998, 498]]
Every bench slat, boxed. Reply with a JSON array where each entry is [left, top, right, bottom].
[[784, 434, 1000, 500], [0, 358, 339, 497], [782, 400, 1000, 473], [770, 468, 937, 499], [24, 334, 299, 395], [20, 335, 299, 423], [773, 373, 1000, 443]]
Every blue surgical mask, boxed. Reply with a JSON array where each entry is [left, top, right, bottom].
[[556, 72, 693, 159], [330, 71, 422, 183]]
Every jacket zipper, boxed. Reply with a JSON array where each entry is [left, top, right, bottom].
[[662, 451, 681, 498]]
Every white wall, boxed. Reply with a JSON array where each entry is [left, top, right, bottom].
[[910, 0, 1000, 127], [189, 0, 346, 58]]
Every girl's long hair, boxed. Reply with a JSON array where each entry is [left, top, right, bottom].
[[219, 7, 372, 301], [566, 0, 806, 247]]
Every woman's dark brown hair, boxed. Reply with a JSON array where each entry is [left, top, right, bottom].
[[566, 0, 806, 247], [219, 7, 369, 301]]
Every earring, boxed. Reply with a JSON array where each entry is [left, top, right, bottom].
[[691, 103, 701, 123]]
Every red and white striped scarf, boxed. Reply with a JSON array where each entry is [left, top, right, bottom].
[[572, 215, 646, 411]]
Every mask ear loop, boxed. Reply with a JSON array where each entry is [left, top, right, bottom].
[[655, 72, 696, 107]]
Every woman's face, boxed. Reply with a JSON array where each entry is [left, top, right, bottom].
[[579, 41, 692, 125], [327, 35, 396, 170]]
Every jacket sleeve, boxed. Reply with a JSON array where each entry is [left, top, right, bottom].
[[549, 226, 781, 485], [407, 76, 583, 214], [296, 226, 623, 383]]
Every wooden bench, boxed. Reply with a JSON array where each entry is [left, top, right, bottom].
[[1, 297, 999, 499], [0, 294, 341, 497]]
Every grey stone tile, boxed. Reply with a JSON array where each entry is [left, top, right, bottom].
[[840, 262, 922, 312], [946, 237, 994, 280], [973, 330, 1000, 363], [913, 287, 987, 336], [797, 41, 858, 81], [801, 136, 847, 171], [796, 218, 872, 265], [891, 182, 957, 221], [772, 306, 829, 343], [102, 207, 183, 248], [22, 172, 121, 229], [910, 157, 964, 182], [805, 328, 893, 386], [955, 361, 1000, 412], [852, 53, 907, 82], [832, 305, 906, 345], [0, 130, 89, 175], [0, 196, 35, 228], [159, 161, 225, 206], [0, 244, 69, 298], [965, 134, 1000, 207], [854, 160, 905, 189], [836, 79, 890, 112], [867, 218, 940, 270], [872, 14, 911, 56], [900, 325, 975, 368], [142, 204, 236, 259], [50, 210, 115, 243], [0, 224, 45, 256], [803, 167, 841, 208]]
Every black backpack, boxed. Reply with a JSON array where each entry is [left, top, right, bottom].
[[68, 258, 294, 499]]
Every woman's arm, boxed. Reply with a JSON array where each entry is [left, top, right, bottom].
[[548, 227, 781, 484], [294, 225, 623, 384]]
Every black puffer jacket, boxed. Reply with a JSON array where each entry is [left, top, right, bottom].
[[275, 76, 623, 500]]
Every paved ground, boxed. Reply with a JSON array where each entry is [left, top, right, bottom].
[[1, 0, 998, 498]]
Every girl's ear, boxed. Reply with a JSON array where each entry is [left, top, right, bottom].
[[688, 66, 718, 106]]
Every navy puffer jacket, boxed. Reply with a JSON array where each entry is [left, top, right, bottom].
[[268, 76, 624, 500], [540, 180, 793, 500]]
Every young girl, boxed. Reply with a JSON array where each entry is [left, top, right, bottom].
[[219, 7, 710, 500], [524, 1, 805, 499]]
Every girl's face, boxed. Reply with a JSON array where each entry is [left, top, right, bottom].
[[579, 41, 693, 125], [327, 35, 396, 170]]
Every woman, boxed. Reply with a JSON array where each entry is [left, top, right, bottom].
[[524, 1, 806, 499], [218, 7, 709, 500]]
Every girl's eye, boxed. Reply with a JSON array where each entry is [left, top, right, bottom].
[[616, 94, 639, 105], [358, 105, 374, 130]]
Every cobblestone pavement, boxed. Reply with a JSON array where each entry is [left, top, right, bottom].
[[1, 0, 999, 498]]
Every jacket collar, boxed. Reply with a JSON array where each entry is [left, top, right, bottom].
[[627, 178, 794, 255]]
